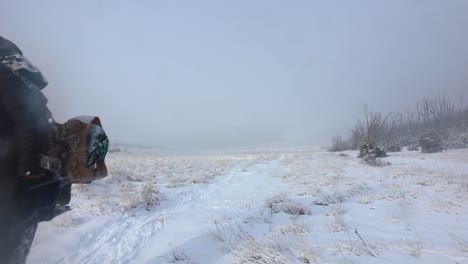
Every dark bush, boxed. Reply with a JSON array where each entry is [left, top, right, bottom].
[[358, 141, 387, 158], [386, 143, 402, 152], [419, 130, 443, 153]]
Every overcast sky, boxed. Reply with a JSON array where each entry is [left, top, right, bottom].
[[2, 0, 468, 150]]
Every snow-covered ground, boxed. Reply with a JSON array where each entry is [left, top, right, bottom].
[[28, 148, 468, 264]]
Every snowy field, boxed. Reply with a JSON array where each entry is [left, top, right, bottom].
[[28, 147, 468, 264]]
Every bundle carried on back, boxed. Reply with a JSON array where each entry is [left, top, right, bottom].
[[49, 116, 109, 184]]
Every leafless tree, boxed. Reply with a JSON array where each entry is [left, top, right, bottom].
[[332, 93, 468, 151]]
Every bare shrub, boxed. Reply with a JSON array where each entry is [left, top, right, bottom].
[[353, 108, 390, 147], [330, 136, 350, 152]]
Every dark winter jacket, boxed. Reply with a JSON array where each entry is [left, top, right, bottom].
[[1, 36, 56, 264], [0, 36, 50, 178]]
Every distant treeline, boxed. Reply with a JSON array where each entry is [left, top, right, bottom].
[[331, 94, 468, 151]]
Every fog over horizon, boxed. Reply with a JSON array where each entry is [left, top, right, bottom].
[[2, 0, 468, 150]]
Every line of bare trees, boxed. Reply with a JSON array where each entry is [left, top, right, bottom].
[[331, 94, 468, 151]]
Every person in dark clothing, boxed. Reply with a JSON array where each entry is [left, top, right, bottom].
[[0, 35, 59, 264]]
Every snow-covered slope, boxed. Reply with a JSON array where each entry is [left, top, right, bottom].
[[28, 148, 468, 263]]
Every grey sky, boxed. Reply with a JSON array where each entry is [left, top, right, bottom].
[[2, 0, 468, 150]]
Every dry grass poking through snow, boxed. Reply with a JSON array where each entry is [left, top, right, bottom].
[[233, 234, 292, 264], [67, 152, 279, 217], [107, 152, 276, 188], [222, 149, 468, 263], [205, 218, 319, 264], [39, 148, 468, 264], [266, 193, 311, 216]]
